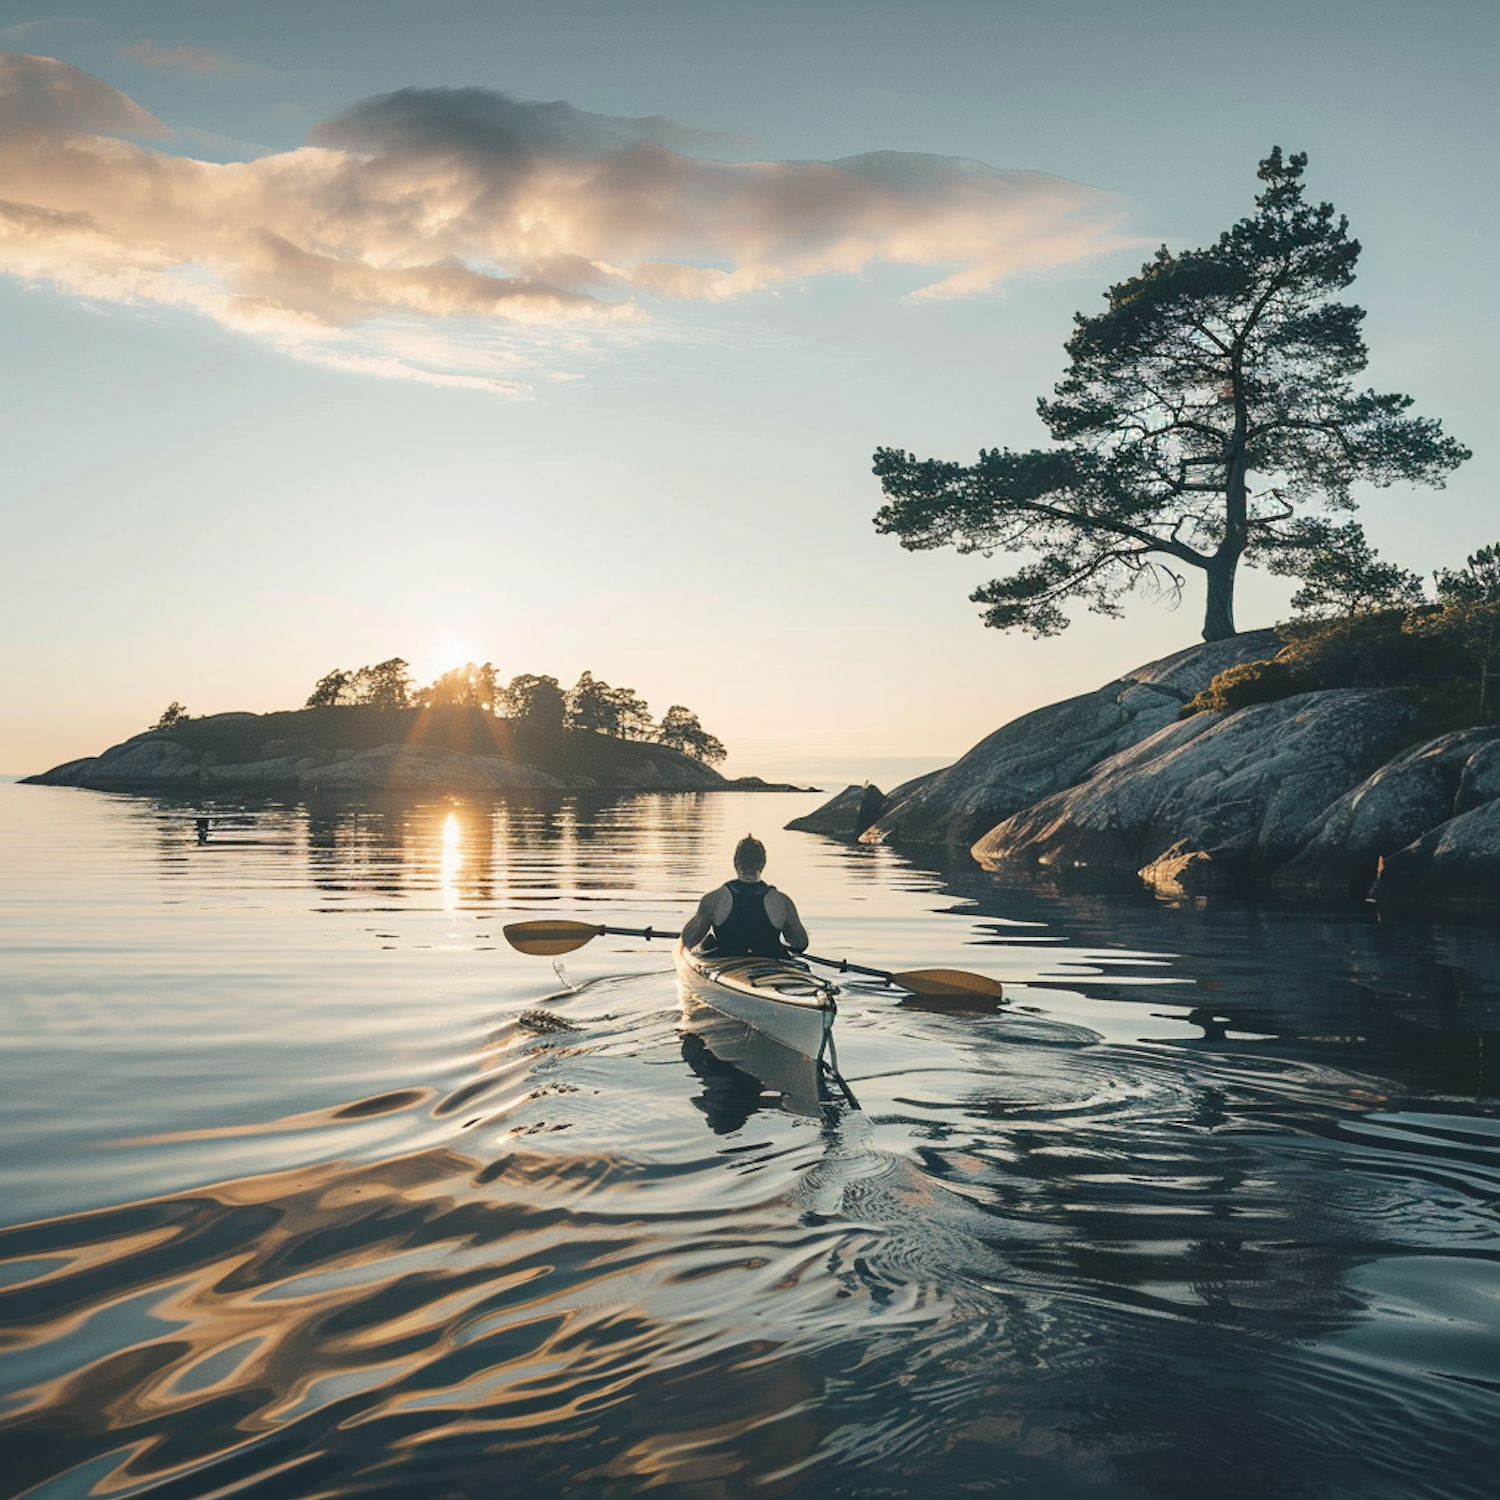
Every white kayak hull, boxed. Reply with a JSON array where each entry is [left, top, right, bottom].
[[674, 942, 838, 1060]]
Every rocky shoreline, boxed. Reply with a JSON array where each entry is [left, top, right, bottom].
[[788, 631, 1500, 916], [23, 708, 802, 796]]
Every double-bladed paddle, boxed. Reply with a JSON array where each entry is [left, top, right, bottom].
[[500, 919, 1004, 1009]]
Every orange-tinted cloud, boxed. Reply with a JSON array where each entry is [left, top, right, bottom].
[[0, 53, 1132, 390], [122, 42, 236, 74]]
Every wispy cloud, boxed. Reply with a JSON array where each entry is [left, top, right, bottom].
[[121, 41, 272, 80], [0, 52, 1132, 391], [122, 42, 234, 74]]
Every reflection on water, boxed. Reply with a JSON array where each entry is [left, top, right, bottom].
[[2, 785, 1498, 1499]]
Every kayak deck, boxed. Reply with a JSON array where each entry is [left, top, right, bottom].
[[675, 943, 838, 1061]]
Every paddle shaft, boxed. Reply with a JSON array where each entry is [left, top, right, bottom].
[[801, 952, 907, 986], [587, 925, 906, 987], [502, 919, 1001, 1003]]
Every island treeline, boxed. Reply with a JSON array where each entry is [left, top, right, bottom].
[[158, 660, 726, 764]]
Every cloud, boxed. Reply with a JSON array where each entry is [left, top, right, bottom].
[[0, 53, 1131, 391], [121, 42, 234, 74], [0, 50, 165, 136], [121, 41, 274, 80]]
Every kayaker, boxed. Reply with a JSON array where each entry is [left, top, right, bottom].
[[682, 835, 808, 958]]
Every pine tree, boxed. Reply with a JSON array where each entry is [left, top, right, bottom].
[[873, 148, 1469, 640]]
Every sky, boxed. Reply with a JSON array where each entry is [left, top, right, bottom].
[[2, 0, 1495, 782]]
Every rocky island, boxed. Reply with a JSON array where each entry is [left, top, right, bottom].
[[23, 704, 795, 796], [790, 622, 1500, 917], [24, 657, 806, 797]]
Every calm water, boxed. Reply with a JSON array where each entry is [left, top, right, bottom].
[[2, 782, 1498, 1499]]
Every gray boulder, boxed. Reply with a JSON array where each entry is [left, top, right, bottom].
[[1455, 740, 1500, 815], [1372, 798, 1500, 913], [786, 783, 887, 839], [23, 756, 100, 786], [28, 736, 203, 789], [972, 689, 1414, 888], [200, 756, 307, 791], [861, 630, 1278, 848], [300, 745, 566, 792], [1271, 729, 1500, 900]]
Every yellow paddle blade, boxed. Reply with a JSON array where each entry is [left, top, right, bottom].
[[892, 968, 1005, 1002], [503, 919, 606, 956]]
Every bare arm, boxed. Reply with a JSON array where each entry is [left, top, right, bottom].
[[767, 890, 808, 953], [681, 887, 730, 949]]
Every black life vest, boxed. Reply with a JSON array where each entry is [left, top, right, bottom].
[[710, 880, 784, 958]]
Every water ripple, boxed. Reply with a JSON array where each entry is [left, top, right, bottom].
[[4, 787, 1500, 1497]]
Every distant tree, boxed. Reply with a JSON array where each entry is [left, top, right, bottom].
[[305, 669, 353, 708], [657, 705, 727, 764], [872, 147, 1469, 641], [500, 673, 566, 733], [421, 661, 499, 710], [1267, 519, 1427, 616], [154, 701, 189, 729], [474, 661, 498, 713], [350, 658, 413, 709], [566, 672, 655, 739], [566, 671, 617, 733], [606, 685, 655, 740]]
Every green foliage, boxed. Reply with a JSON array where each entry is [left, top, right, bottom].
[[350, 658, 413, 709], [420, 662, 498, 710], [1263, 518, 1426, 616], [657, 705, 727, 765], [305, 670, 352, 708], [1181, 552, 1500, 726], [1435, 542, 1500, 606], [306, 660, 412, 708], [1275, 609, 1442, 689], [873, 147, 1468, 641], [300, 660, 722, 754], [1407, 549, 1500, 717], [499, 673, 565, 733], [1179, 659, 1300, 717], [154, 701, 189, 729], [565, 671, 654, 740]]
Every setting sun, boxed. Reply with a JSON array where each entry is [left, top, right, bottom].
[[421, 638, 483, 683]]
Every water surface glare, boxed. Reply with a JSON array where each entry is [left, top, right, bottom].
[[2, 784, 1498, 1498]]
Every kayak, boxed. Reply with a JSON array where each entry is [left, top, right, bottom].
[[674, 941, 839, 1062]]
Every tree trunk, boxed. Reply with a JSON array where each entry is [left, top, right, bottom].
[[1202, 559, 1237, 641]]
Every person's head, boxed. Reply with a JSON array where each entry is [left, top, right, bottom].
[[733, 834, 766, 881]]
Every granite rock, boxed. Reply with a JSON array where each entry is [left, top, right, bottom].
[[971, 689, 1414, 888], [857, 630, 1278, 848], [1271, 729, 1500, 900], [1371, 798, 1500, 913], [786, 783, 886, 838], [300, 745, 566, 792], [1455, 739, 1500, 815], [31, 735, 203, 790]]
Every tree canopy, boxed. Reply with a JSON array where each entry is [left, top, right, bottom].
[[298, 661, 723, 757], [657, 705, 728, 765], [419, 662, 498, 711], [305, 659, 413, 709], [873, 147, 1470, 641], [499, 674, 566, 733], [565, 671, 655, 740]]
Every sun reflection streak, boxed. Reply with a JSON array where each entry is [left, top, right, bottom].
[[440, 812, 462, 911]]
